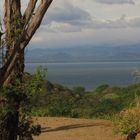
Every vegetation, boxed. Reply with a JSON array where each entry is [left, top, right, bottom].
[[25, 76, 140, 119], [26, 76, 140, 139], [1, 67, 140, 139], [0, 68, 46, 140], [113, 99, 140, 140]]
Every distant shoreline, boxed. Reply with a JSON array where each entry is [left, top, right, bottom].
[[25, 60, 140, 64], [25, 61, 140, 90]]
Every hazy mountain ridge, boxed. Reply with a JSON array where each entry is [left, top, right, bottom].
[[25, 44, 140, 63]]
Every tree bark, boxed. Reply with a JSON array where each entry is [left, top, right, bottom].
[[0, 111, 19, 140]]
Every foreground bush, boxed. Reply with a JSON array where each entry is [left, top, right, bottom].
[[0, 67, 45, 140], [114, 103, 140, 140]]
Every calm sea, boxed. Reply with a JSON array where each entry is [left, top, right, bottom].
[[25, 62, 140, 90]]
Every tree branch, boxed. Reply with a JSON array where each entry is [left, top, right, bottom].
[[23, 0, 53, 47], [0, 0, 53, 86], [11, 0, 22, 17], [23, 0, 38, 27]]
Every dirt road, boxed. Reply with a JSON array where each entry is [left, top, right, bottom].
[[33, 117, 125, 140]]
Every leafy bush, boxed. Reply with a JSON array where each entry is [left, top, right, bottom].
[[30, 108, 49, 117], [28, 82, 140, 119], [0, 67, 46, 139], [114, 104, 140, 140]]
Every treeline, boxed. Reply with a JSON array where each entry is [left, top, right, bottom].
[[28, 74, 140, 119]]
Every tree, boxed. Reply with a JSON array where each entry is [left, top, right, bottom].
[[0, 0, 53, 87], [0, 1, 53, 140]]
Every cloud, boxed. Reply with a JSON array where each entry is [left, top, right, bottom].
[[31, 36, 43, 43], [39, 1, 140, 33], [41, 1, 92, 32], [90, 15, 140, 29], [0, 0, 140, 49], [128, 17, 140, 27], [28, 0, 140, 48], [46, 1, 91, 24], [1, 0, 139, 33], [31, 27, 140, 48], [46, 22, 83, 32], [43, 15, 140, 33], [94, 0, 135, 4]]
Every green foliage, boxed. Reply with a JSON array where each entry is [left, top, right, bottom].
[[25, 66, 46, 95], [94, 84, 109, 94], [13, 16, 25, 38], [30, 108, 49, 117], [1, 67, 137, 121], [28, 81, 140, 119], [113, 106, 140, 139], [18, 115, 41, 140], [0, 67, 46, 139], [0, 67, 139, 139]]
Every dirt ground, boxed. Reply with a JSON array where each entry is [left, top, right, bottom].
[[33, 117, 126, 140]]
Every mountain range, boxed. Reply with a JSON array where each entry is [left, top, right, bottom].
[[25, 43, 140, 63]]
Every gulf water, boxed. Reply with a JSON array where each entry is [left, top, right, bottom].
[[25, 61, 140, 90]]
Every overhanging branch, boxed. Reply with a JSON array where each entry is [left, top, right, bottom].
[[23, 0, 38, 28], [24, 0, 53, 45]]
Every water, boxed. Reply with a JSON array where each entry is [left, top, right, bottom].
[[25, 62, 140, 90]]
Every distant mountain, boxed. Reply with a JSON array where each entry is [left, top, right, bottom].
[[25, 43, 140, 63]]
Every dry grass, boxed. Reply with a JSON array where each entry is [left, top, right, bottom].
[[33, 117, 126, 140]]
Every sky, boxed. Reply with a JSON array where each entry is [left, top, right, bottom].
[[1, 0, 140, 48]]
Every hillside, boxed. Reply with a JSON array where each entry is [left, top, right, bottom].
[[34, 117, 125, 140], [26, 44, 140, 63], [23, 74, 140, 140]]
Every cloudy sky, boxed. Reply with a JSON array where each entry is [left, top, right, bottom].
[[1, 0, 140, 48]]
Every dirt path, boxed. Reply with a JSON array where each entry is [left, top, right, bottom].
[[33, 117, 125, 140]]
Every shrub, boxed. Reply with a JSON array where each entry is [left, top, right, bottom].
[[0, 67, 46, 139], [114, 105, 140, 140]]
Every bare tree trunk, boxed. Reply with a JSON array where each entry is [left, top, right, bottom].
[[0, 1, 22, 139], [4, 48, 25, 85], [2, 0, 23, 85], [0, 111, 19, 140]]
